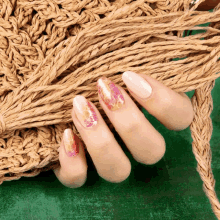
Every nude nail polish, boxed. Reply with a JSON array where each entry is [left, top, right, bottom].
[[73, 95, 98, 128], [97, 77, 125, 111], [122, 71, 152, 99], [63, 129, 80, 157]]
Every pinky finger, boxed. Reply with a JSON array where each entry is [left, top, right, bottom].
[[53, 129, 88, 188]]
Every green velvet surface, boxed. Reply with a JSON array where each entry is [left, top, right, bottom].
[[1, 22, 220, 220]]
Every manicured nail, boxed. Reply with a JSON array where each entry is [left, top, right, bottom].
[[63, 129, 80, 157], [122, 71, 152, 99], [97, 77, 125, 111], [73, 95, 98, 128]]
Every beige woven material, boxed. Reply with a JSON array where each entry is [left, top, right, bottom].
[[0, 0, 220, 217]]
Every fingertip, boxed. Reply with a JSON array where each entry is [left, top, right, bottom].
[[54, 129, 88, 188]]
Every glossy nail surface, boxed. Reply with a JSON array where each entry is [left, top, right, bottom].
[[63, 129, 80, 157], [73, 95, 98, 128], [97, 77, 125, 111], [122, 71, 152, 99]]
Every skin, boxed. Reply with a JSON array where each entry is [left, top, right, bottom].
[[53, 73, 194, 188], [53, 1, 220, 188]]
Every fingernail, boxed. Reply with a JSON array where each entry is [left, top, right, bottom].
[[122, 71, 152, 99], [73, 95, 98, 128], [63, 129, 80, 157], [97, 77, 125, 111]]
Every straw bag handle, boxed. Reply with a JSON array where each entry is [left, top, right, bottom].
[[190, 79, 220, 218]]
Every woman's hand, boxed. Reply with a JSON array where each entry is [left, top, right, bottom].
[[53, 71, 194, 188]]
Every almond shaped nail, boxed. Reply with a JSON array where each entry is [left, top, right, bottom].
[[73, 95, 98, 128], [97, 77, 125, 111], [122, 71, 152, 99], [63, 129, 80, 157]]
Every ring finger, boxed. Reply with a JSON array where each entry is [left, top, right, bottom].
[[71, 96, 132, 183]]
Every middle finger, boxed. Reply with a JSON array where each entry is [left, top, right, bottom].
[[96, 76, 166, 165]]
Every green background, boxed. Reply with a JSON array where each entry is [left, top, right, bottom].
[[1, 20, 220, 220]]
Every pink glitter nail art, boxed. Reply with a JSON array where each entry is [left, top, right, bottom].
[[97, 77, 125, 111], [64, 129, 80, 157], [83, 101, 98, 128]]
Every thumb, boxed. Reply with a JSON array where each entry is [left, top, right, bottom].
[[53, 128, 88, 188]]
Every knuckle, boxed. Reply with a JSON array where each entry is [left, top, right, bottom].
[[158, 90, 173, 108], [77, 165, 88, 177], [174, 100, 194, 131], [100, 161, 131, 183], [95, 138, 113, 153], [60, 163, 88, 188], [151, 138, 166, 165], [135, 135, 166, 165], [180, 97, 194, 127], [186, 103, 194, 125], [68, 178, 87, 188], [180, 112, 194, 130], [124, 120, 141, 136], [113, 164, 131, 183], [111, 175, 129, 183], [109, 169, 131, 183], [67, 171, 87, 188], [91, 132, 114, 149]]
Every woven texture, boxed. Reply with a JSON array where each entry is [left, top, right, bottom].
[[0, 0, 220, 218]]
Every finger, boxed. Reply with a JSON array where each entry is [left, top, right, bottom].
[[122, 71, 194, 131], [96, 76, 166, 165], [53, 129, 88, 188], [71, 95, 131, 183]]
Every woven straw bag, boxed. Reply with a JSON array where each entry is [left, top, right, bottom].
[[1, 0, 220, 218]]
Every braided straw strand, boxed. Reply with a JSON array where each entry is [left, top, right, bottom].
[[190, 80, 220, 217], [0, 16, 220, 135]]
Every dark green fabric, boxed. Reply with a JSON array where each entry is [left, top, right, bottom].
[[1, 80, 220, 220], [1, 22, 220, 220]]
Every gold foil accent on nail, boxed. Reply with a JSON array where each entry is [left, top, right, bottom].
[[63, 129, 79, 157], [97, 77, 125, 111]]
